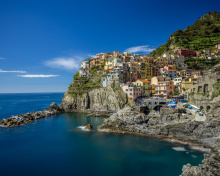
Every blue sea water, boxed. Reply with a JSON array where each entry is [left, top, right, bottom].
[[0, 93, 206, 176]]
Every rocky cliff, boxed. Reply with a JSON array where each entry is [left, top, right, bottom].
[[181, 153, 220, 176], [98, 103, 220, 175], [60, 85, 129, 113], [60, 65, 131, 114], [99, 104, 220, 150]]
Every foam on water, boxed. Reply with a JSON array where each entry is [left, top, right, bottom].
[[172, 147, 187, 152], [98, 129, 110, 132], [191, 155, 198, 158], [77, 126, 90, 131], [190, 146, 211, 153]]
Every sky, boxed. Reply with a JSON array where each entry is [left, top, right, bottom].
[[0, 0, 220, 93]]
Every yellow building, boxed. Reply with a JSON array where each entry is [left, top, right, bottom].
[[182, 78, 198, 91], [128, 62, 141, 72], [140, 63, 153, 80], [135, 79, 151, 96], [104, 57, 114, 70], [150, 84, 155, 95], [143, 56, 154, 65], [155, 58, 168, 68], [213, 49, 219, 54]]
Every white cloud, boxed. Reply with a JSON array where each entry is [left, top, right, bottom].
[[0, 69, 26, 73], [0, 57, 5, 60], [125, 45, 155, 53], [44, 57, 83, 71], [88, 54, 96, 58], [17, 74, 59, 78]]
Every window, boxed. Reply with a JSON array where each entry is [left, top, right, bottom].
[[130, 89, 132, 91], [126, 89, 128, 91], [130, 93, 132, 95]]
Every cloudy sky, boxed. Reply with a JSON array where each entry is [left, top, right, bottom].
[[0, 0, 219, 93]]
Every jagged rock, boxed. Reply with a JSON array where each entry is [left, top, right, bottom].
[[98, 102, 220, 175], [83, 124, 93, 131], [181, 153, 220, 176], [49, 102, 59, 111], [0, 108, 62, 127]]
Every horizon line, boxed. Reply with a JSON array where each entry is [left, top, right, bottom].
[[0, 92, 65, 94]]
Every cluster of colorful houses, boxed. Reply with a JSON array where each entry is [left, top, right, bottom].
[[79, 44, 220, 100]]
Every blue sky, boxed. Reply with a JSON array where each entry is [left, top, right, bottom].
[[0, 0, 219, 93]]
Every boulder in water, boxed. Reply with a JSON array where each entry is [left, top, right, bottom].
[[84, 124, 93, 131]]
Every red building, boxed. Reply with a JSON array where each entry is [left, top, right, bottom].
[[174, 48, 197, 57], [125, 56, 131, 63]]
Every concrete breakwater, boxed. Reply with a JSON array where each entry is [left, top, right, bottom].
[[0, 103, 63, 127]]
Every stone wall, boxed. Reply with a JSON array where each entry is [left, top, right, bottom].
[[183, 74, 220, 113]]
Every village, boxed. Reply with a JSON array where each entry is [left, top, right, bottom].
[[79, 44, 220, 105]]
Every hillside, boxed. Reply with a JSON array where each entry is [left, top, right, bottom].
[[67, 66, 103, 97], [150, 11, 220, 58]]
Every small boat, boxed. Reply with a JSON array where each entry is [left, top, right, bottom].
[[87, 114, 92, 117], [94, 114, 99, 117]]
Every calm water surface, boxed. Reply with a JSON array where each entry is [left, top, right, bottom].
[[0, 93, 205, 176]]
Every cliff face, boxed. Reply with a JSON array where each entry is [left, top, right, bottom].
[[60, 65, 130, 113], [60, 86, 128, 113]]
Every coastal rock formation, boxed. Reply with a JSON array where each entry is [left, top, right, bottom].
[[83, 124, 93, 131], [0, 103, 62, 127], [98, 103, 220, 174], [181, 153, 220, 176], [99, 105, 220, 151], [60, 86, 128, 113]]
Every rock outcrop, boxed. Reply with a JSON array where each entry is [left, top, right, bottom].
[[181, 153, 220, 176], [98, 103, 220, 175], [60, 86, 128, 113], [0, 103, 62, 127], [83, 124, 93, 131]]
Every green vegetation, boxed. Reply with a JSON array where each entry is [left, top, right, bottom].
[[185, 57, 220, 70], [211, 82, 220, 99], [149, 11, 220, 58], [68, 66, 104, 97]]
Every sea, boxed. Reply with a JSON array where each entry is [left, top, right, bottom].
[[0, 93, 206, 176]]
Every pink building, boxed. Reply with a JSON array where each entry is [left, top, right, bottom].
[[151, 76, 174, 98], [154, 81, 174, 98], [164, 65, 175, 71], [122, 83, 143, 100], [217, 44, 220, 50], [196, 52, 201, 57]]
